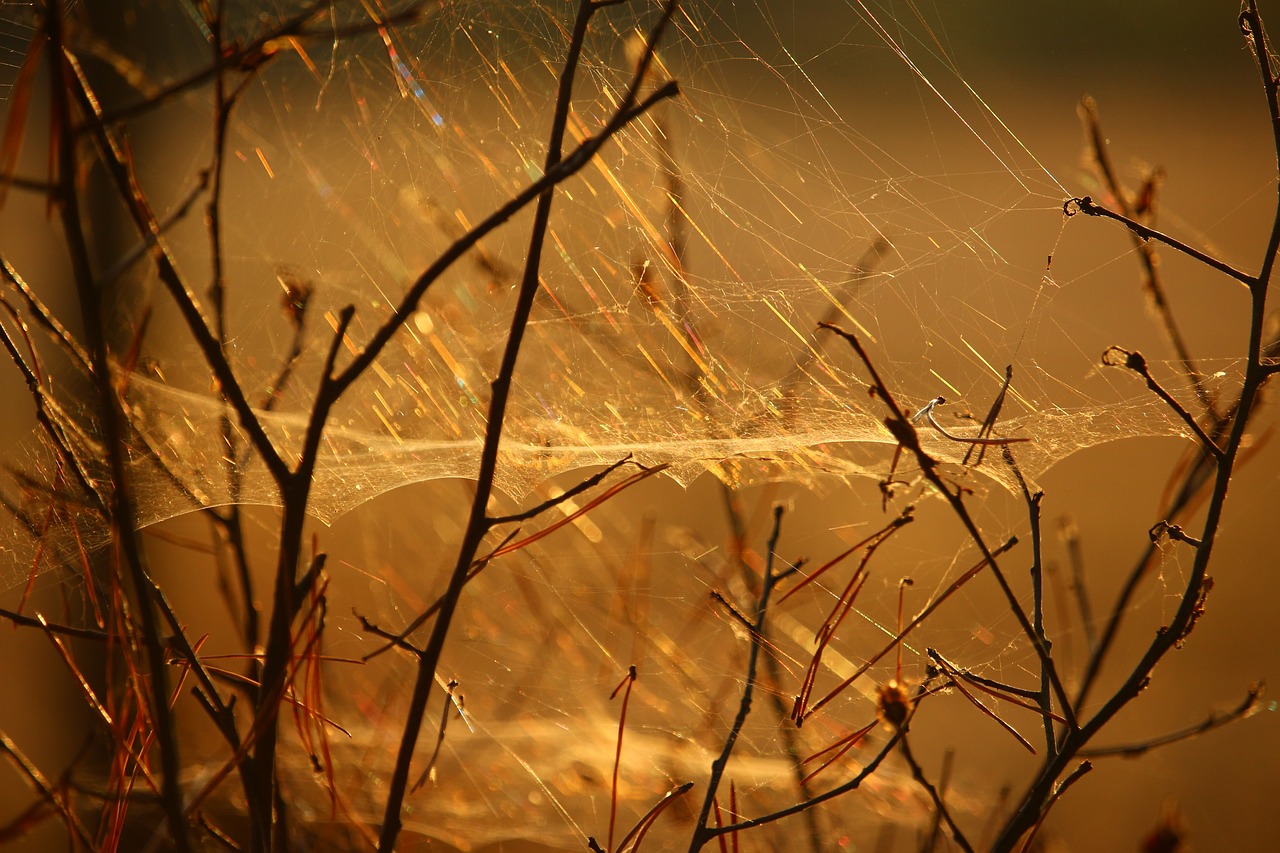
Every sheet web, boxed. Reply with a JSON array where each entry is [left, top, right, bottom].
[[72, 0, 1200, 537], [0, 0, 1237, 848]]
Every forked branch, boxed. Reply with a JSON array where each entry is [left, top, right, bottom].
[[375, 3, 681, 850], [994, 4, 1280, 847]]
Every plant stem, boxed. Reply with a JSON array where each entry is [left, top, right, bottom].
[[47, 4, 190, 848], [994, 7, 1279, 845], [687, 505, 786, 852], [375, 3, 680, 849]]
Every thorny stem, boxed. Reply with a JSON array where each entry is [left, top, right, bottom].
[[687, 505, 788, 853], [46, 4, 190, 850], [993, 4, 1278, 847], [375, 3, 680, 850]]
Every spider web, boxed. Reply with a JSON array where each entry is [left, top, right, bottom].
[[0, 1, 1261, 849], [8, 0, 1203, 544]]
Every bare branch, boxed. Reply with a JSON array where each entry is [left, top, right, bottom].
[[1068, 197, 1254, 288]]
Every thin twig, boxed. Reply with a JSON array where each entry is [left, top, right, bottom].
[[0, 733, 98, 851], [0, 608, 107, 640], [1101, 346, 1223, 459], [819, 321, 1077, 732], [607, 665, 638, 853], [363, 463, 663, 661], [66, 55, 290, 486], [48, 5, 190, 846], [799, 536, 1017, 722], [1, 255, 92, 373], [900, 733, 973, 853], [1078, 97, 1216, 417], [614, 782, 695, 853], [913, 396, 1030, 446], [375, 5, 681, 850], [1058, 517, 1097, 656], [1079, 685, 1262, 758], [960, 363, 1016, 469], [1000, 436, 1057, 756], [994, 6, 1279, 845], [1015, 761, 1092, 853], [90, 2, 442, 127], [929, 653, 1036, 754], [1068, 197, 1254, 288], [927, 650, 1066, 719], [706, 692, 924, 838], [0, 303, 105, 514], [687, 505, 786, 852], [410, 680, 458, 792], [489, 455, 638, 524], [718, 485, 823, 853]]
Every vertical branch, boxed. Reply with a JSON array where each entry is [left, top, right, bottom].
[[1245, 3, 1280, 289], [1002, 445, 1055, 757], [200, 0, 261, 663], [375, 4, 681, 851], [686, 505, 789, 853], [246, 309, 351, 852], [1059, 518, 1096, 656], [607, 666, 637, 853], [1026, 488, 1054, 756], [719, 486, 823, 853], [994, 6, 1280, 848], [44, 3, 190, 850]]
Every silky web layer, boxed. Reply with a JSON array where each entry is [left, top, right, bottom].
[[0, 0, 1219, 589], [1, 4, 1263, 848]]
